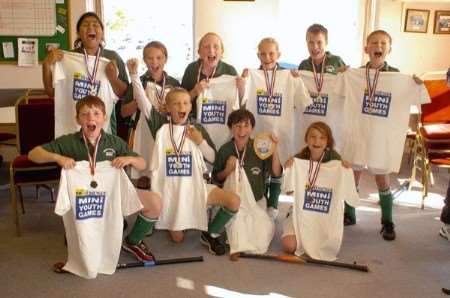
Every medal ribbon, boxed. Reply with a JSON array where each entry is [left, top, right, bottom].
[[233, 141, 247, 182], [197, 62, 217, 83], [312, 56, 326, 95], [263, 64, 278, 102], [154, 73, 166, 105], [308, 151, 325, 189], [83, 48, 101, 92], [82, 133, 101, 179], [169, 118, 188, 162], [365, 63, 382, 109]]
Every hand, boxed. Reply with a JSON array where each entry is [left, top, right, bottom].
[[284, 157, 294, 169], [43, 49, 64, 66], [236, 76, 246, 94], [225, 156, 237, 173], [187, 125, 203, 145], [241, 68, 249, 78], [341, 160, 351, 168], [412, 74, 424, 85], [290, 69, 300, 78], [192, 80, 208, 98], [127, 58, 139, 75], [270, 133, 279, 147], [105, 60, 119, 81], [55, 155, 75, 169], [112, 156, 134, 169], [336, 65, 350, 73]]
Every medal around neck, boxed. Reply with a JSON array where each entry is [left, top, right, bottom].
[[253, 132, 275, 160]]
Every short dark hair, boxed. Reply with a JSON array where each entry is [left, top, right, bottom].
[[74, 12, 105, 49], [75, 95, 106, 117], [306, 24, 328, 42], [366, 30, 392, 45], [143, 41, 168, 59], [227, 109, 255, 128]]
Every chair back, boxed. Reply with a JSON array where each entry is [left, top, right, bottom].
[[421, 79, 450, 125], [15, 93, 55, 155]]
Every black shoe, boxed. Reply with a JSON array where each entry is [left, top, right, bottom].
[[344, 214, 356, 226], [380, 222, 396, 241], [200, 232, 226, 255]]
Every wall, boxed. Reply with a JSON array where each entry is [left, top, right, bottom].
[[375, 0, 450, 75], [0, 1, 86, 89]]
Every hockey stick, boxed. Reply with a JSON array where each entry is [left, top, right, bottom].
[[117, 256, 204, 269], [238, 253, 369, 272]]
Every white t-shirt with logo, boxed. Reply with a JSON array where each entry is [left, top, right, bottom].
[[150, 124, 208, 231], [334, 69, 430, 173], [53, 51, 118, 137], [283, 159, 359, 261], [196, 75, 239, 149], [55, 161, 142, 279], [243, 69, 312, 163]]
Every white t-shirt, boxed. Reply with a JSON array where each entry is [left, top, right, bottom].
[[150, 124, 208, 231], [334, 69, 430, 173], [196, 75, 239, 149], [282, 159, 359, 261], [223, 165, 274, 255], [298, 71, 343, 151], [55, 161, 142, 279], [243, 69, 312, 163], [53, 51, 118, 137]]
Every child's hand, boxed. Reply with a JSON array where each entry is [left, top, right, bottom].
[[192, 80, 208, 98], [225, 156, 237, 173], [187, 125, 203, 145], [241, 68, 249, 78], [112, 156, 134, 169], [43, 49, 64, 66], [55, 155, 75, 169], [105, 60, 119, 81], [412, 74, 424, 85], [290, 69, 300, 78], [341, 160, 351, 168], [284, 157, 294, 169], [126, 58, 139, 75], [336, 65, 350, 73], [270, 133, 279, 150]]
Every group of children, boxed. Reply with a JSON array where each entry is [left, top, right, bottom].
[[33, 12, 431, 278]]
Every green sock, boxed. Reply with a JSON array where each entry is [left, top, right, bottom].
[[379, 188, 394, 223], [267, 177, 282, 209], [208, 207, 236, 235], [344, 202, 356, 221], [126, 213, 157, 245]]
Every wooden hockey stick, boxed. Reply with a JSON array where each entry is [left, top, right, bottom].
[[117, 256, 204, 269], [237, 253, 369, 272]]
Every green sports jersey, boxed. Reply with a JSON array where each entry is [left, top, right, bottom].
[[295, 148, 341, 162], [213, 139, 279, 201], [360, 61, 399, 72], [298, 51, 346, 75], [41, 130, 137, 162]]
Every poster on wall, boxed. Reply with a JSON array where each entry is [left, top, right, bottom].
[[404, 9, 430, 33], [18, 38, 38, 67]]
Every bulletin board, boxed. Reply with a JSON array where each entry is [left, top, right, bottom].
[[0, 0, 70, 63]]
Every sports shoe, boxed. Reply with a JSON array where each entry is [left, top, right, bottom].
[[122, 239, 155, 262], [200, 232, 226, 255], [380, 222, 396, 241], [344, 214, 356, 226], [267, 207, 279, 219], [439, 224, 450, 241]]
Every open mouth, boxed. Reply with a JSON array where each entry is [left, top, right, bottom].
[[87, 124, 97, 132], [207, 55, 216, 63], [178, 112, 186, 119], [374, 51, 383, 58], [87, 33, 97, 41], [150, 66, 160, 73]]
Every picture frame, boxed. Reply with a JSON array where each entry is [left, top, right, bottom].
[[404, 9, 430, 33], [434, 10, 450, 34]]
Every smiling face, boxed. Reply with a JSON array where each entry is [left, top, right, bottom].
[[307, 32, 327, 64], [257, 41, 280, 70], [365, 32, 392, 68], [306, 128, 328, 160], [77, 15, 104, 53], [198, 33, 223, 71], [166, 91, 192, 124], [231, 119, 253, 147], [143, 46, 167, 80], [76, 104, 106, 141]]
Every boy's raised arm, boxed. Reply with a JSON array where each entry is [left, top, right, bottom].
[[28, 146, 75, 169]]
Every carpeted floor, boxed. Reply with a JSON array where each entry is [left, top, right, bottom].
[[0, 159, 449, 298]]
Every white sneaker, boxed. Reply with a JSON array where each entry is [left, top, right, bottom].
[[439, 224, 450, 241], [267, 207, 279, 219]]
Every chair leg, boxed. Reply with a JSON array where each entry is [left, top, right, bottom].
[[18, 186, 25, 214], [9, 168, 21, 237], [408, 141, 418, 191], [36, 185, 40, 200]]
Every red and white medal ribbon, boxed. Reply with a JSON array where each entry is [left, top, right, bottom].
[[307, 151, 325, 189], [197, 62, 217, 84], [312, 56, 326, 97], [154, 73, 166, 106], [169, 118, 188, 164], [233, 141, 247, 182], [263, 64, 278, 103], [83, 48, 101, 95], [82, 133, 101, 188], [365, 63, 382, 110]]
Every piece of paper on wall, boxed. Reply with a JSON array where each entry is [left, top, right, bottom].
[[56, 0, 64, 4], [18, 38, 38, 67], [2, 42, 14, 58]]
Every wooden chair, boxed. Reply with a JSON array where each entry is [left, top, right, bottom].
[[9, 91, 60, 236], [409, 79, 450, 209]]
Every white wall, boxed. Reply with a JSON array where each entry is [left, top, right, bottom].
[[374, 0, 450, 74], [0, 1, 86, 89]]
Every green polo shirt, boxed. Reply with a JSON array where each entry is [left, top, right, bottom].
[[181, 59, 238, 119], [213, 139, 279, 201], [298, 51, 346, 74], [295, 148, 341, 162], [41, 130, 137, 162], [360, 61, 399, 72]]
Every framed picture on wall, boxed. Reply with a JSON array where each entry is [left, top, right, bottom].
[[434, 10, 450, 34], [404, 9, 430, 33]]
